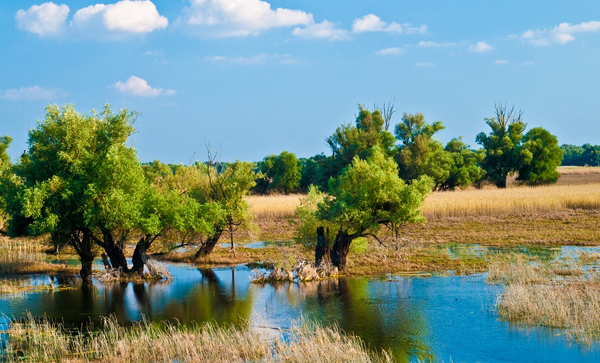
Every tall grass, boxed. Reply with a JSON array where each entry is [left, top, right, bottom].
[[4, 314, 394, 363], [248, 183, 600, 222]]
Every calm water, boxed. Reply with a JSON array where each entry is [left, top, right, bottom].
[[1, 258, 599, 363]]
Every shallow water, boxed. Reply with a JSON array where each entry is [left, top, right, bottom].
[[1, 249, 600, 362]]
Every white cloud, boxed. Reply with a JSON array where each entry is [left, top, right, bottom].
[[15, 2, 69, 36], [418, 41, 457, 47], [113, 76, 175, 97], [352, 14, 426, 34], [16, 1, 167, 38], [470, 41, 493, 53], [292, 20, 349, 40], [0, 86, 66, 100], [178, 0, 312, 37], [520, 21, 600, 46], [495, 60, 508, 65], [415, 62, 434, 67], [374, 47, 402, 56], [521, 61, 535, 66], [206, 53, 298, 64], [72, 0, 168, 34]]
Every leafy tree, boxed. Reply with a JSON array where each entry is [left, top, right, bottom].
[[194, 153, 257, 258], [476, 104, 527, 188], [271, 151, 301, 193], [254, 154, 277, 194], [317, 147, 433, 269], [438, 137, 484, 190], [324, 105, 396, 188], [517, 127, 563, 185], [0, 135, 12, 233], [581, 144, 600, 166], [560, 144, 585, 166], [394, 113, 452, 188]]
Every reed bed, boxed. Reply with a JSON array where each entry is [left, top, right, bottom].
[[4, 314, 394, 363], [489, 253, 600, 344], [247, 194, 303, 220], [0, 237, 75, 275]]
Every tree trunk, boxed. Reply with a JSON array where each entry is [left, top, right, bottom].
[[330, 230, 353, 270], [131, 239, 148, 275], [315, 226, 330, 265], [80, 256, 94, 282], [194, 229, 223, 258]]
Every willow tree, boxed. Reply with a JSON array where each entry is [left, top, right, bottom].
[[0, 135, 12, 234], [318, 147, 433, 269]]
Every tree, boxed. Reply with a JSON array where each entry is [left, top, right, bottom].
[[324, 105, 396, 188], [271, 151, 301, 193], [438, 137, 484, 190], [194, 151, 256, 258], [254, 154, 277, 194], [581, 144, 600, 166], [0, 135, 13, 234], [476, 104, 527, 188], [560, 144, 585, 166], [517, 127, 563, 185], [394, 112, 452, 188], [317, 147, 433, 269]]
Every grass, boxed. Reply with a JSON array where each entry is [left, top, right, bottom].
[[4, 314, 394, 363], [0, 236, 77, 275], [488, 252, 600, 344], [0, 278, 72, 294]]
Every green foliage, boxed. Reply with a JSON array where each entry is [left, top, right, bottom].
[[292, 185, 336, 248], [324, 105, 396, 189], [319, 146, 433, 239], [517, 127, 563, 185], [254, 154, 277, 194], [476, 104, 527, 188], [560, 144, 584, 166], [439, 137, 485, 190], [395, 113, 452, 188], [581, 144, 600, 166], [0, 135, 13, 228]]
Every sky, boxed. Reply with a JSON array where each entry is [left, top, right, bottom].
[[2, 0, 600, 164]]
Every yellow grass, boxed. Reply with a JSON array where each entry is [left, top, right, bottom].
[[5, 314, 394, 363], [0, 237, 76, 275], [248, 183, 600, 222]]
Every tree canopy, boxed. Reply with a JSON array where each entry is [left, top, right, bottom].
[[517, 127, 563, 185]]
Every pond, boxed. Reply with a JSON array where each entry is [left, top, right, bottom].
[[1, 251, 600, 362]]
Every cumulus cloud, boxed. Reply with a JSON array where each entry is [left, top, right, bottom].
[[519, 21, 600, 46], [0, 86, 66, 100], [374, 47, 402, 56], [113, 76, 175, 97], [495, 60, 508, 65], [292, 20, 348, 40], [15, 2, 69, 36], [178, 0, 312, 37], [352, 14, 426, 34], [418, 41, 457, 47], [470, 41, 493, 53], [16, 1, 168, 38]]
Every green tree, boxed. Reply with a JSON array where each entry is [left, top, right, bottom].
[[476, 104, 527, 188], [394, 113, 452, 188], [254, 154, 277, 194], [560, 144, 585, 166], [517, 127, 563, 185], [271, 151, 301, 193], [318, 147, 433, 269], [324, 105, 396, 189], [0, 135, 13, 234], [581, 144, 600, 166], [194, 154, 257, 258], [439, 137, 484, 190]]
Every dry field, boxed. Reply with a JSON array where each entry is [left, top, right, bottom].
[[246, 167, 600, 246]]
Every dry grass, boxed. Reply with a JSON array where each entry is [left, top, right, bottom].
[[247, 194, 303, 221], [0, 278, 71, 294], [4, 314, 394, 363], [489, 253, 600, 344], [0, 237, 77, 275]]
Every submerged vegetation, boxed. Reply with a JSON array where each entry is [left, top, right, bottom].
[[4, 314, 394, 363]]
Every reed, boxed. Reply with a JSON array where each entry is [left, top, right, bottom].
[[247, 194, 303, 220], [0, 237, 76, 275], [4, 314, 394, 363]]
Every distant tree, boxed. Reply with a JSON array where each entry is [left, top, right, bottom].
[[439, 137, 485, 190], [560, 144, 585, 166], [517, 127, 563, 185], [254, 154, 277, 194], [476, 104, 527, 188], [0, 135, 13, 234], [581, 144, 600, 166], [394, 112, 452, 188], [317, 147, 433, 269], [271, 151, 301, 193]]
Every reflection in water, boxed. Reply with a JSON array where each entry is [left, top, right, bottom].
[[1, 258, 600, 362]]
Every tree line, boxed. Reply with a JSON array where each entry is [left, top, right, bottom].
[[560, 144, 600, 166], [0, 102, 564, 274]]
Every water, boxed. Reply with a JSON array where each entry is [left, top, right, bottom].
[[1, 258, 599, 363]]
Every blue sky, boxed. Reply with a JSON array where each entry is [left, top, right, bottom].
[[2, 0, 600, 163]]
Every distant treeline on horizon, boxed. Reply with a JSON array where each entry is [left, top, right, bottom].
[[560, 144, 600, 166]]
